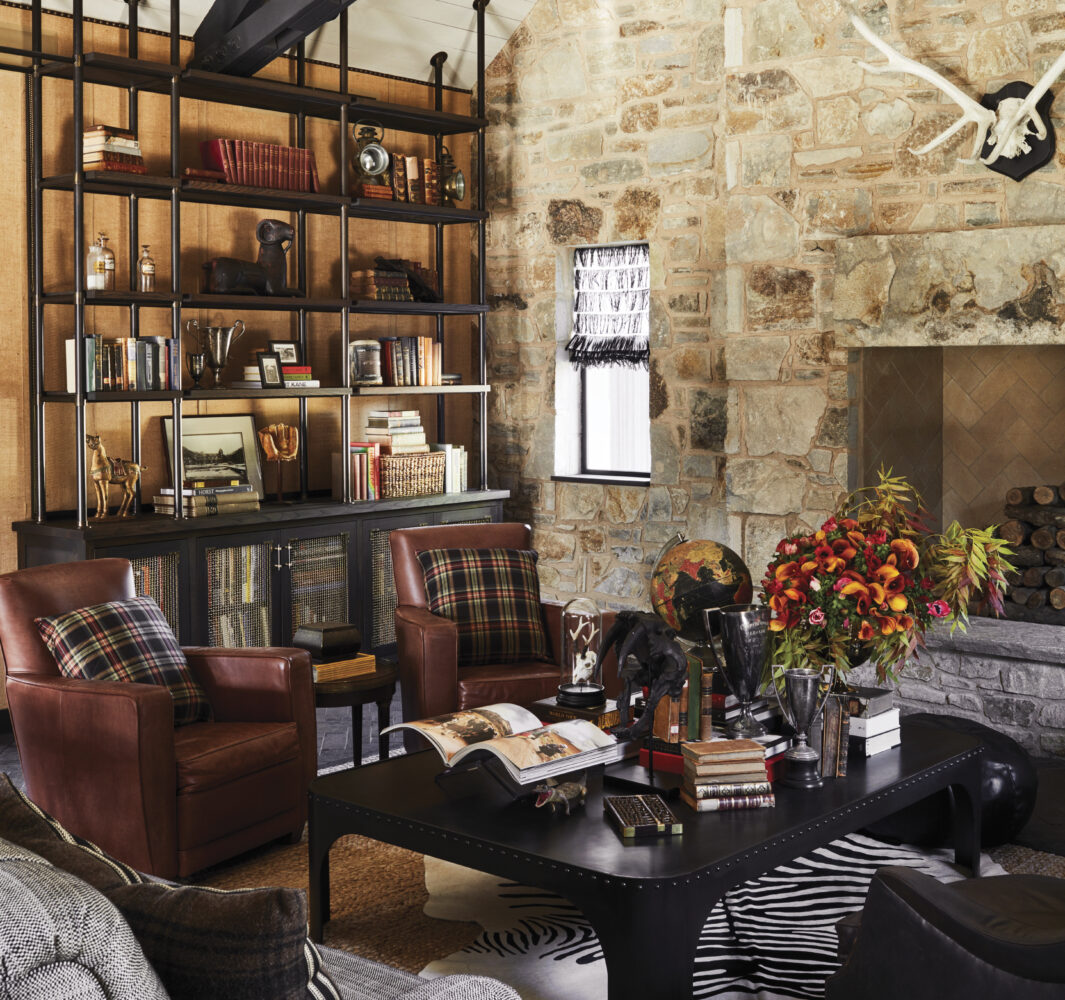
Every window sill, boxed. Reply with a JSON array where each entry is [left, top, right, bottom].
[[551, 474, 650, 488]]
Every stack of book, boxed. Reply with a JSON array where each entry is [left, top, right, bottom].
[[680, 739, 775, 813], [389, 156, 443, 206], [65, 335, 179, 392], [334, 441, 382, 501], [199, 139, 320, 192], [83, 124, 146, 174], [153, 483, 259, 518], [232, 355, 321, 389], [364, 411, 428, 454], [379, 336, 442, 386], [847, 687, 901, 758], [428, 442, 468, 493], [291, 623, 376, 684], [350, 268, 414, 302]]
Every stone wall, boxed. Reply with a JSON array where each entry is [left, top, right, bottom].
[[484, 0, 1065, 607], [848, 618, 1065, 758]]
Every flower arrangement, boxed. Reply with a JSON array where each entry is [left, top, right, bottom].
[[761, 471, 1014, 683]]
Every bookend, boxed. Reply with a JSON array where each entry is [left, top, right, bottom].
[[435, 756, 526, 808]]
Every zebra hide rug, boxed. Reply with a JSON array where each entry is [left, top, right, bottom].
[[419, 832, 1004, 1000]]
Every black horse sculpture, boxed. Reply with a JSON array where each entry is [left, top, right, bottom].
[[595, 611, 689, 743], [202, 218, 302, 296]]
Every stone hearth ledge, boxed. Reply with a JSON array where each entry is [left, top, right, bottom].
[[833, 225, 1065, 348]]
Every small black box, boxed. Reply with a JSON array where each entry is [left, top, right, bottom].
[[291, 622, 362, 659]]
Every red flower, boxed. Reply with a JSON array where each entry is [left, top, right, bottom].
[[822, 517, 839, 533], [808, 608, 826, 626], [927, 600, 951, 618], [920, 577, 934, 590]]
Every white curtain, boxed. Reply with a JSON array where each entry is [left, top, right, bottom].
[[566, 243, 649, 370]]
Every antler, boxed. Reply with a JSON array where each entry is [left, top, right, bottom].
[[981, 48, 1065, 164], [850, 11, 996, 161]]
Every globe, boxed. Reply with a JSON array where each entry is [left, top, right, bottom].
[[650, 536, 754, 642]]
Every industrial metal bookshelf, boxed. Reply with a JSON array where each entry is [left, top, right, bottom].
[[11, 0, 501, 651]]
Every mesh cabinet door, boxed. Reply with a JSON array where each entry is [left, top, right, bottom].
[[205, 540, 275, 647], [129, 551, 182, 642], [286, 532, 349, 641]]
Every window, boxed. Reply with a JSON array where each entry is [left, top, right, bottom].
[[555, 243, 651, 482]]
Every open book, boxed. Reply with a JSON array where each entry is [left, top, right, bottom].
[[382, 703, 619, 785]]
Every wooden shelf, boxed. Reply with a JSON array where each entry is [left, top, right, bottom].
[[182, 180, 348, 214], [44, 390, 183, 403], [350, 300, 488, 316], [185, 387, 350, 399], [351, 384, 490, 396], [181, 67, 347, 119], [182, 293, 347, 312], [350, 199, 486, 225], [39, 51, 177, 90], [348, 97, 486, 136], [43, 173, 178, 196], [44, 290, 179, 306]]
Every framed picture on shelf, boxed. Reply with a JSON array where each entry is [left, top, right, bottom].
[[161, 413, 265, 499], [268, 340, 301, 365], [257, 352, 284, 388]]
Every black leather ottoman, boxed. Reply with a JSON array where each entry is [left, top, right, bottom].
[[863, 712, 1038, 848]]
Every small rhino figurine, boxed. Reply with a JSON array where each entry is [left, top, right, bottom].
[[533, 774, 588, 816]]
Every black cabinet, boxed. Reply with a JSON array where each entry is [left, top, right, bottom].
[[14, 491, 505, 653]]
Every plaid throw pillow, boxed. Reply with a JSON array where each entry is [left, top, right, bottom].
[[34, 596, 209, 726], [416, 547, 550, 667]]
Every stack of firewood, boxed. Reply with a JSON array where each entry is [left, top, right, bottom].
[[1000, 485, 1065, 623]]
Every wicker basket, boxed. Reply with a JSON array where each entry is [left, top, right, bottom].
[[380, 451, 446, 498]]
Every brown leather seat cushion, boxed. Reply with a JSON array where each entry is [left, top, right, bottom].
[[174, 721, 300, 795], [457, 662, 559, 711]]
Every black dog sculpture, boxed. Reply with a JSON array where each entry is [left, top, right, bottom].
[[595, 611, 689, 743], [202, 219, 302, 296]]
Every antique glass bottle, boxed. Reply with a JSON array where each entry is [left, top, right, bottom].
[[98, 233, 115, 291], [86, 235, 104, 290], [138, 244, 155, 292]]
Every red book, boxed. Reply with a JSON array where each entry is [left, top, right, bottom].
[[637, 748, 684, 773], [270, 144, 279, 188], [223, 140, 236, 183], [233, 139, 244, 184], [280, 365, 312, 374], [200, 139, 226, 174], [302, 147, 311, 192], [252, 141, 261, 186]]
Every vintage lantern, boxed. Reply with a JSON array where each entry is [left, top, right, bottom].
[[438, 145, 466, 204], [351, 120, 390, 186]]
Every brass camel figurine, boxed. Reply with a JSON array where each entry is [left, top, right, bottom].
[[85, 433, 142, 518]]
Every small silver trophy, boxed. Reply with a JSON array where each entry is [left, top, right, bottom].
[[773, 666, 835, 789]]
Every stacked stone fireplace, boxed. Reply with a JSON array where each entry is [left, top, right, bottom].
[[836, 226, 1065, 757]]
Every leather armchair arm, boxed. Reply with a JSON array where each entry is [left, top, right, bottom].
[[183, 647, 316, 787], [5, 674, 177, 877], [394, 606, 458, 724]]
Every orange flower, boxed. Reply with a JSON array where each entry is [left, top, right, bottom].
[[857, 621, 875, 640], [890, 538, 919, 570]]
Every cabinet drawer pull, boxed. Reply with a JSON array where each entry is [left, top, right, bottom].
[[285, 541, 294, 569], [273, 543, 284, 570]]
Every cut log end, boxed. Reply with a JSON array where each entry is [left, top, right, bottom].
[[1035, 485, 1061, 506]]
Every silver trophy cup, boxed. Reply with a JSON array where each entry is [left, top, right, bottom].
[[185, 318, 245, 388], [772, 666, 835, 789], [703, 604, 771, 738]]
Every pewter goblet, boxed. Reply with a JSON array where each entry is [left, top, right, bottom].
[[186, 352, 206, 390], [703, 604, 771, 738], [773, 665, 835, 789]]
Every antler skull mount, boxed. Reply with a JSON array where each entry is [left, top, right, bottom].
[[851, 9, 1065, 180]]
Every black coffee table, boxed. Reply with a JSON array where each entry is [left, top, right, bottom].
[[308, 719, 982, 1000]]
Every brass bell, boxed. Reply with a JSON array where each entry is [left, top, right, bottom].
[[352, 120, 390, 184], [439, 145, 466, 203]]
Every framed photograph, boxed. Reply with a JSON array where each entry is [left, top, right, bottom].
[[257, 352, 284, 388], [161, 413, 264, 499], [268, 340, 301, 365]]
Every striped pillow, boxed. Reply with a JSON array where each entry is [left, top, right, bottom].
[[416, 548, 550, 667], [34, 595, 209, 726]]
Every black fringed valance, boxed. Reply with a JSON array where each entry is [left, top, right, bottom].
[[565, 243, 649, 370]]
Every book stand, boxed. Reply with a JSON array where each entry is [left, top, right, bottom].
[[434, 756, 526, 808]]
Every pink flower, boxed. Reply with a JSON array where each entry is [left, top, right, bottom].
[[822, 517, 839, 533], [833, 578, 847, 591], [842, 618, 850, 630], [869, 530, 888, 545], [927, 600, 951, 618], [808, 608, 826, 626]]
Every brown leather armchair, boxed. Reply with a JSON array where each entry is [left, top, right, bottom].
[[390, 523, 617, 746], [0, 558, 316, 880]]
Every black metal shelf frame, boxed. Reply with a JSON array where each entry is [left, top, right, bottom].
[[20, 0, 491, 527]]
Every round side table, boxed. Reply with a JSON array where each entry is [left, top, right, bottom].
[[313, 660, 399, 769]]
